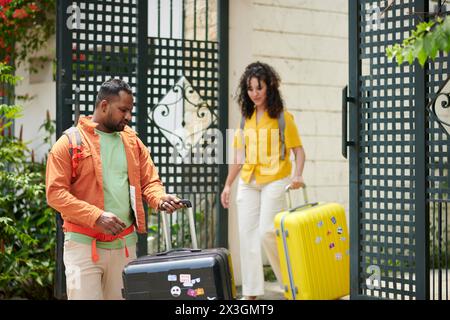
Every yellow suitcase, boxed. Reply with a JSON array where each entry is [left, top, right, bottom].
[[274, 187, 350, 300]]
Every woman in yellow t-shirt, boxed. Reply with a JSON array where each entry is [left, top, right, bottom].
[[221, 61, 306, 300]]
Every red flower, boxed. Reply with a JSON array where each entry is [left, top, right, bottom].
[[72, 53, 86, 62], [71, 44, 86, 62], [0, 0, 12, 7], [12, 8, 28, 19], [28, 3, 39, 12]]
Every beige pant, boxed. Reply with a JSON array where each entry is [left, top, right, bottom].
[[236, 177, 289, 296], [63, 240, 137, 300]]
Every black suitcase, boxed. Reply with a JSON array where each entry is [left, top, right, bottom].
[[122, 200, 236, 300]]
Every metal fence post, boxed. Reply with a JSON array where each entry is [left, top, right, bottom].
[[348, 0, 361, 300], [136, 0, 149, 257], [54, 0, 73, 300], [217, 0, 229, 248], [414, 0, 430, 301]]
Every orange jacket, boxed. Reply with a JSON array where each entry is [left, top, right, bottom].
[[46, 116, 165, 234]]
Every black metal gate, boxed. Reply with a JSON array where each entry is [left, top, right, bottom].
[[346, 0, 449, 299], [56, 0, 228, 298]]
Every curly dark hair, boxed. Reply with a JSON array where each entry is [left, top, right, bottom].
[[237, 61, 284, 119]]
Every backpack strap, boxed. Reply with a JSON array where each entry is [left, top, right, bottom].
[[63, 127, 83, 179], [240, 114, 246, 146], [240, 115, 246, 131], [238, 116, 245, 163], [278, 110, 286, 160]]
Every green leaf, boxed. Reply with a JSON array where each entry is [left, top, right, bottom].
[[418, 48, 428, 67], [36, 277, 43, 287], [442, 16, 450, 35], [386, 46, 394, 59], [36, 215, 48, 227], [413, 37, 424, 55], [415, 21, 430, 34], [434, 27, 449, 52], [425, 32, 440, 61], [406, 48, 415, 65], [396, 50, 404, 65], [0, 217, 13, 225], [0, 104, 23, 120]]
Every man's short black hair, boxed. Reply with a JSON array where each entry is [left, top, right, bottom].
[[95, 78, 132, 107]]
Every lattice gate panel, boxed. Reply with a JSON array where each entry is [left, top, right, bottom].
[[357, 0, 418, 299], [146, 38, 219, 195], [69, 0, 138, 124], [426, 54, 450, 300], [144, 1, 222, 252], [146, 37, 220, 251]]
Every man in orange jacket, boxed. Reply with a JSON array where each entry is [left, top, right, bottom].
[[46, 78, 183, 300]]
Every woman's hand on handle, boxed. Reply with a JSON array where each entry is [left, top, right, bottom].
[[291, 146, 306, 190], [290, 175, 305, 190]]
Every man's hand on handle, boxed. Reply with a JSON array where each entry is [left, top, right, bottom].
[[158, 194, 185, 214]]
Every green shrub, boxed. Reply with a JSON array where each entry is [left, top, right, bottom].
[[0, 63, 56, 299]]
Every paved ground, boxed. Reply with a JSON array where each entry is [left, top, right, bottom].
[[261, 281, 286, 300], [236, 281, 350, 300], [235, 281, 285, 300]]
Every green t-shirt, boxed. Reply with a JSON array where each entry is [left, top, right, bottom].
[[65, 129, 137, 249]]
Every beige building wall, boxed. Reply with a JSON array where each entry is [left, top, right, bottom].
[[228, 0, 349, 285], [14, 38, 56, 163]]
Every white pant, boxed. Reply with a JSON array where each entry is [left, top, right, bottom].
[[63, 240, 137, 300], [236, 176, 289, 296]]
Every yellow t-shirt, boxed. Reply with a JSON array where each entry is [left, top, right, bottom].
[[233, 110, 302, 184]]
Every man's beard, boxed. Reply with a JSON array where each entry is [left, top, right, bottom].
[[105, 117, 126, 132]]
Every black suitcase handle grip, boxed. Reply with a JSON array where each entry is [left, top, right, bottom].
[[178, 199, 192, 208], [156, 248, 202, 256]]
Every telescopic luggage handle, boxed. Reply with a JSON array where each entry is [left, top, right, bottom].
[[156, 248, 202, 256], [160, 199, 199, 251], [285, 184, 309, 210]]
